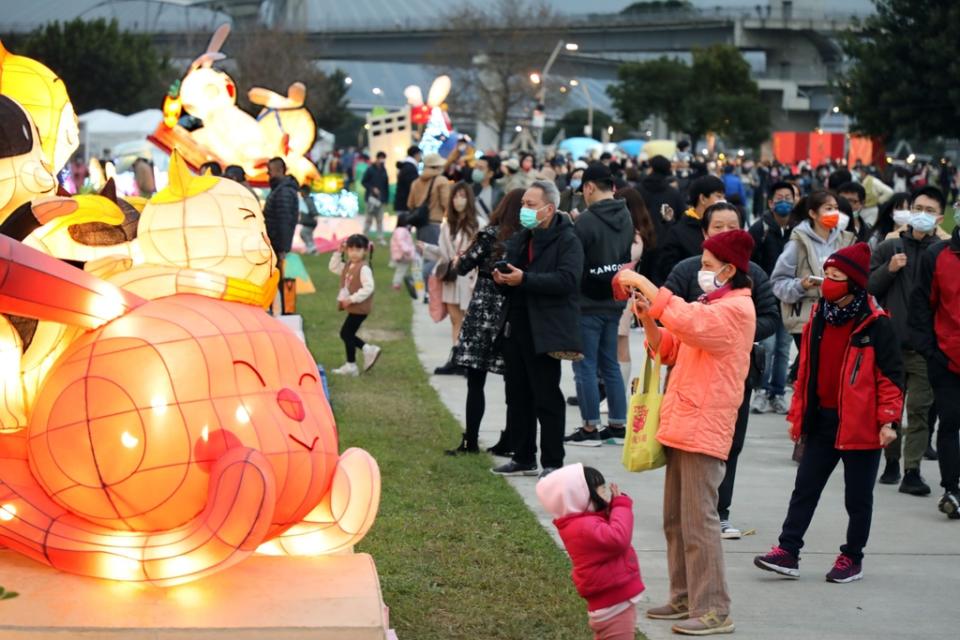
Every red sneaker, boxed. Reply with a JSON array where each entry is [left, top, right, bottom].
[[754, 545, 800, 578], [825, 554, 863, 583]]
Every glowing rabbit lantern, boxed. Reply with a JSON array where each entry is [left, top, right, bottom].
[[0, 41, 79, 176], [0, 157, 381, 587], [150, 24, 319, 187], [404, 75, 452, 158]]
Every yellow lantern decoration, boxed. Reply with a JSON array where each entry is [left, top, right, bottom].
[[0, 149, 381, 585], [0, 41, 79, 174], [0, 96, 57, 225]]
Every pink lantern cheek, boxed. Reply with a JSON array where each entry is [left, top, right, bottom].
[[193, 428, 243, 474]]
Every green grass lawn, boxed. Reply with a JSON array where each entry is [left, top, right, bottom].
[[297, 251, 646, 640]]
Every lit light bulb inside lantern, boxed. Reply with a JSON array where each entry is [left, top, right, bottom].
[[201, 424, 209, 442], [121, 431, 139, 449], [235, 405, 251, 424], [91, 288, 127, 324], [151, 395, 168, 416], [0, 503, 16, 521], [102, 555, 142, 581]]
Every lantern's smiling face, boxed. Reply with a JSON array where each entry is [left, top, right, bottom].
[[26, 295, 337, 532], [0, 96, 56, 223], [135, 152, 275, 287]]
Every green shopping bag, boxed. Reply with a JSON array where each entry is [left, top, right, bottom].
[[622, 351, 666, 472]]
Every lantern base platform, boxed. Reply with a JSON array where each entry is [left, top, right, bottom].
[[0, 550, 389, 639]]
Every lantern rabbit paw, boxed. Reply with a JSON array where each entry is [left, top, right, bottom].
[[257, 447, 380, 557]]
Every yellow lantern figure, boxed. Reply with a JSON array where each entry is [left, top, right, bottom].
[[250, 82, 320, 185], [0, 211, 380, 587], [0, 96, 57, 225], [0, 41, 79, 174]]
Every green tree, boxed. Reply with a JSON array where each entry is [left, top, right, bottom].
[[606, 44, 770, 149], [836, 0, 960, 140], [544, 109, 615, 141], [607, 56, 691, 134], [18, 18, 174, 115]]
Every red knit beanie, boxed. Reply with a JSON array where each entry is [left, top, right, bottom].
[[702, 230, 755, 273], [823, 243, 871, 289]]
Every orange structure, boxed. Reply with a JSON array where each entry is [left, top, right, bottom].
[[0, 236, 380, 586]]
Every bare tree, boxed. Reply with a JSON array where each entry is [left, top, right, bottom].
[[432, 0, 563, 147], [228, 28, 350, 132]]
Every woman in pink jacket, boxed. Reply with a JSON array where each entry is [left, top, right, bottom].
[[615, 229, 756, 636]]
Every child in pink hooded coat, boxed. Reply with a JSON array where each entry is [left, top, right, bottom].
[[537, 463, 645, 640]]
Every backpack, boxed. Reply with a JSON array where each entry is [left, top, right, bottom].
[[408, 177, 437, 229]]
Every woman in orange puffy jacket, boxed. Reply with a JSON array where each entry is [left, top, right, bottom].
[[615, 229, 756, 636]]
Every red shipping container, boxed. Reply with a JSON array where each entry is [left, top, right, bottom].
[[809, 132, 845, 167], [772, 132, 810, 164]]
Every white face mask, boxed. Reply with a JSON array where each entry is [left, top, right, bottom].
[[892, 209, 913, 227], [698, 269, 723, 293], [837, 212, 851, 231]]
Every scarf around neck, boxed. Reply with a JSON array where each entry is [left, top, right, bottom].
[[822, 290, 867, 326]]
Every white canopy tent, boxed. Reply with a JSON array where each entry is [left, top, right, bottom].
[[79, 109, 163, 160]]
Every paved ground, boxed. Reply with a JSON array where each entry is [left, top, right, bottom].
[[412, 300, 960, 640]]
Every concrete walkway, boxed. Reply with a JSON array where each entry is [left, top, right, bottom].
[[412, 301, 959, 640]]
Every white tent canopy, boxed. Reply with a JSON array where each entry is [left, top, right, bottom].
[[79, 109, 163, 159]]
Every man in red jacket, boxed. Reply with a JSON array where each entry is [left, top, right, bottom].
[[909, 218, 960, 520]]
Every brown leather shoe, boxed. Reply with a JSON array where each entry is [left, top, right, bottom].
[[646, 599, 689, 620], [671, 609, 735, 635]]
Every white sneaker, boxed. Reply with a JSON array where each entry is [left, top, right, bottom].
[[750, 392, 770, 414], [720, 520, 742, 539], [361, 344, 381, 372], [770, 395, 790, 415], [331, 362, 359, 376]]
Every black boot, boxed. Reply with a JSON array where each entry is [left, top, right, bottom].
[[434, 349, 460, 375], [879, 459, 901, 485], [445, 435, 479, 456], [899, 468, 932, 496], [486, 430, 514, 457]]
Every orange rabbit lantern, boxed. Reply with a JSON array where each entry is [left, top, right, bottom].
[[0, 175, 380, 586]]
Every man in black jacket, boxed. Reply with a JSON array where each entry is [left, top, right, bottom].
[[636, 155, 686, 283], [264, 157, 299, 262], [564, 162, 634, 446], [393, 145, 421, 220], [868, 187, 944, 495], [748, 180, 794, 415], [492, 180, 584, 478], [664, 201, 779, 540], [362, 151, 390, 245], [657, 174, 725, 283]]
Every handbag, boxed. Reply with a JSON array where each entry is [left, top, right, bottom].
[[408, 176, 437, 229], [434, 259, 459, 283], [427, 274, 447, 322], [622, 351, 667, 472]]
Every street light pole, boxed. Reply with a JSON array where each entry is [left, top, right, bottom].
[[536, 40, 578, 158], [571, 80, 593, 137]]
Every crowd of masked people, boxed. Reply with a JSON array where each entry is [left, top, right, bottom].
[[372, 144, 959, 635]]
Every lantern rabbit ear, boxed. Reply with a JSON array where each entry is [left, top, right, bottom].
[[191, 23, 230, 69], [404, 85, 424, 107], [248, 82, 305, 109], [0, 235, 145, 329], [426, 75, 451, 107]]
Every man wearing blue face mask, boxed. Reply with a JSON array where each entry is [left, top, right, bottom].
[[748, 181, 796, 415], [870, 186, 946, 495], [491, 181, 584, 478]]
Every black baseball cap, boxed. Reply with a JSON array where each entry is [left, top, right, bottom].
[[577, 162, 612, 192]]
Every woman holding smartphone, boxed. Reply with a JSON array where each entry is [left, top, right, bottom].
[[771, 191, 856, 371]]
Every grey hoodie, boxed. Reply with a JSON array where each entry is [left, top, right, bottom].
[[574, 197, 635, 315], [771, 220, 850, 304]]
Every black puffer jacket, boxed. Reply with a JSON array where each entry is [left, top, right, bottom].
[[263, 175, 299, 255], [869, 230, 940, 349], [501, 213, 584, 355], [748, 213, 791, 276], [394, 160, 419, 211], [657, 213, 703, 283], [663, 255, 780, 342]]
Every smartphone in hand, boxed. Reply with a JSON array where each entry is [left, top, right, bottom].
[[494, 260, 511, 274]]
